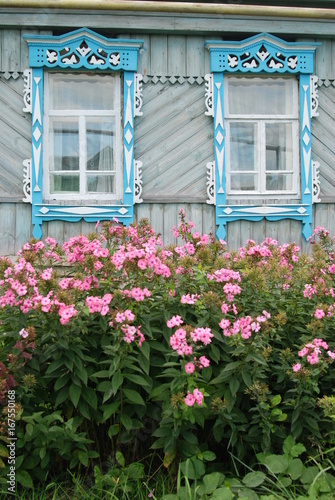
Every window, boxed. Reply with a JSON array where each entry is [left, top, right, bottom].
[[44, 72, 121, 200], [205, 33, 320, 241], [225, 77, 299, 197], [23, 28, 143, 239]]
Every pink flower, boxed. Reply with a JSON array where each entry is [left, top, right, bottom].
[[185, 362, 195, 374], [198, 356, 210, 368], [314, 309, 325, 319], [167, 315, 183, 328], [19, 328, 29, 339], [292, 363, 301, 372], [184, 392, 196, 407], [193, 388, 204, 406]]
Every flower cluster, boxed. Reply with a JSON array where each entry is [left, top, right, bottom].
[[294, 338, 335, 369]]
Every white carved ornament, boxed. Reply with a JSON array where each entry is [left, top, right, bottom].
[[134, 160, 143, 204], [23, 69, 32, 113], [204, 74, 214, 117], [134, 73, 143, 116], [206, 161, 215, 205], [22, 159, 32, 203], [312, 160, 321, 203], [310, 75, 319, 118]]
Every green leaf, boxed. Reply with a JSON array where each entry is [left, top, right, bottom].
[[270, 394, 281, 407], [201, 472, 225, 495], [262, 454, 289, 474], [210, 487, 233, 500], [242, 471, 266, 488], [69, 383, 81, 408], [124, 373, 150, 388], [112, 371, 123, 395], [54, 373, 70, 391], [16, 470, 33, 489], [102, 401, 120, 421], [108, 424, 119, 438], [116, 451, 125, 468], [287, 458, 304, 480], [82, 387, 98, 410], [78, 451, 89, 467], [45, 358, 65, 375], [229, 378, 240, 396], [55, 386, 69, 407], [123, 388, 146, 406], [120, 413, 133, 431], [201, 451, 216, 462]]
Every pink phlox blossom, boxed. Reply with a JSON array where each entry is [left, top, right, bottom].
[[58, 304, 78, 325], [184, 392, 196, 407], [121, 325, 136, 343], [292, 363, 301, 372], [207, 268, 241, 283], [327, 350, 335, 360], [167, 315, 184, 328], [19, 328, 29, 339], [303, 284, 317, 299], [184, 362, 195, 374], [221, 302, 230, 314], [193, 388, 204, 406], [198, 356, 210, 368], [190, 327, 213, 345], [180, 293, 200, 305], [283, 284, 290, 290], [329, 264, 335, 274], [223, 283, 241, 302], [314, 308, 325, 319]]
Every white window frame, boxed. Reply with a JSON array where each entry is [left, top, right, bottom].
[[43, 72, 122, 202], [224, 76, 300, 199]]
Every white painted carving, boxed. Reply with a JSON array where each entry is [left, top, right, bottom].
[[22, 158, 32, 203], [134, 160, 143, 204], [215, 82, 223, 128], [206, 161, 215, 205], [312, 160, 321, 203], [134, 73, 143, 116], [33, 77, 42, 125], [216, 146, 224, 194], [228, 55, 238, 68], [303, 148, 311, 195], [204, 74, 214, 116], [46, 50, 58, 63], [109, 53, 120, 66], [287, 57, 298, 69], [302, 84, 310, 131], [125, 80, 133, 127], [124, 146, 133, 193], [23, 69, 32, 113], [310, 75, 319, 117], [243, 59, 258, 69], [32, 144, 41, 192]]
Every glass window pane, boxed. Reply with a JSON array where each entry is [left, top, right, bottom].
[[228, 77, 296, 116], [230, 174, 257, 191], [266, 173, 293, 191], [87, 175, 116, 194], [230, 123, 257, 172], [49, 73, 116, 110], [50, 174, 79, 194], [266, 123, 293, 172], [86, 120, 115, 172], [50, 120, 79, 171]]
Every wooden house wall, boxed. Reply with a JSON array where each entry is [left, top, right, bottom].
[[0, 28, 335, 256]]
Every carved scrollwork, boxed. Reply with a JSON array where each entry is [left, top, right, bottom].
[[134, 74, 143, 117], [134, 160, 143, 204], [310, 75, 319, 117], [22, 158, 32, 203], [206, 161, 215, 205], [23, 69, 32, 113], [312, 160, 321, 203], [204, 74, 214, 117]]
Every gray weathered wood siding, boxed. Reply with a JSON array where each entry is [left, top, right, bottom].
[[0, 28, 335, 255]]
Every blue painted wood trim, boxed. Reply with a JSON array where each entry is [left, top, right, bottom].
[[24, 29, 143, 239], [205, 33, 319, 241]]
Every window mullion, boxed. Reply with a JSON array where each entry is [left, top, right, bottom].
[[79, 115, 86, 196], [259, 121, 265, 194]]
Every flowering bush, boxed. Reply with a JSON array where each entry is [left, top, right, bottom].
[[1, 214, 335, 489]]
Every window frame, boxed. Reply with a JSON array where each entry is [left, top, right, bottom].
[[23, 28, 143, 239], [205, 33, 320, 241], [43, 71, 122, 201]]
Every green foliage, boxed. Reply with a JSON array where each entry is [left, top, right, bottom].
[[0, 217, 335, 495]]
